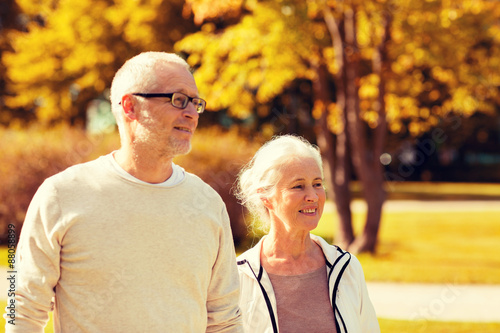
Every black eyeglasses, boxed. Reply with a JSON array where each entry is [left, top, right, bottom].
[[132, 92, 206, 114]]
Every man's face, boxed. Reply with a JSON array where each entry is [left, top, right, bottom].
[[133, 63, 200, 158]]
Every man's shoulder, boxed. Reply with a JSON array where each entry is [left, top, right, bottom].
[[46, 156, 108, 186], [183, 170, 206, 183], [183, 172, 219, 194], [182, 171, 226, 207]]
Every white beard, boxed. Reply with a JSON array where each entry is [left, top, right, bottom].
[[134, 112, 192, 158]]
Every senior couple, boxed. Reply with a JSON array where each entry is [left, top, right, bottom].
[[6, 52, 379, 333]]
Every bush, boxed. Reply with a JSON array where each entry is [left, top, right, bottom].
[[0, 125, 261, 245], [0, 124, 119, 244]]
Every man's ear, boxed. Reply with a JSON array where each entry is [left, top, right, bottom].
[[121, 95, 137, 120]]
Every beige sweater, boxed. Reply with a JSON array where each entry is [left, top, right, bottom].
[[6, 155, 242, 332]]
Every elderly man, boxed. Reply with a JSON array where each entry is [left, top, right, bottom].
[[6, 52, 242, 332]]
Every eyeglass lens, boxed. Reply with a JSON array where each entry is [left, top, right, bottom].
[[172, 93, 205, 113]]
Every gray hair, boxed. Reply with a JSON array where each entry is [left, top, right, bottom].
[[234, 135, 323, 231], [109, 52, 191, 141]]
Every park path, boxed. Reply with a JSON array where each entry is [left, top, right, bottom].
[[367, 282, 500, 322]]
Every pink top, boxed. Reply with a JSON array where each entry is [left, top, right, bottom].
[[267, 266, 337, 332]]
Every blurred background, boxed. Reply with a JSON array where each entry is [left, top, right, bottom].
[[1, 0, 500, 331]]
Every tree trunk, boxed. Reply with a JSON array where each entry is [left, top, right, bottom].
[[322, 8, 354, 249], [322, 2, 390, 253], [311, 55, 353, 247], [332, 127, 354, 249], [344, 4, 384, 253], [311, 62, 335, 201], [351, 11, 391, 253], [343, 5, 387, 254]]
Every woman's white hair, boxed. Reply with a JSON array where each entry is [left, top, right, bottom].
[[109, 52, 191, 142], [234, 134, 323, 231]]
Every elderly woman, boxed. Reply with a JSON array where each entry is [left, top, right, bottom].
[[234, 135, 380, 333]]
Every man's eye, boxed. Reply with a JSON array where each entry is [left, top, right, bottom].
[[174, 96, 186, 103]]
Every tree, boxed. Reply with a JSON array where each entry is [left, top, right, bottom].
[[0, 0, 26, 125], [177, 0, 500, 253], [2, 0, 198, 126]]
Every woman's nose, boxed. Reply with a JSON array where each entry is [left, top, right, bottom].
[[305, 187, 319, 202]]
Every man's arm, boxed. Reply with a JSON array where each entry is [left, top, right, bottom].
[[4, 181, 62, 333], [206, 206, 243, 333]]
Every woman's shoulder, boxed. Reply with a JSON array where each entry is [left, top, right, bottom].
[[237, 238, 266, 278], [310, 234, 342, 255], [310, 234, 366, 273], [237, 242, 260, 265]]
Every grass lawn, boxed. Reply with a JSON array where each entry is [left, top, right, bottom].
[[312, 209, 500, 284], [378, 318, 500, 332]]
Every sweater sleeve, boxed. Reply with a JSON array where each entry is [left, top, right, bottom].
[[205, 205, 243, 332], [5, 181, 63, 333]]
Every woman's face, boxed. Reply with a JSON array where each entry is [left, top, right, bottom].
[[265, 157, 326, 233]]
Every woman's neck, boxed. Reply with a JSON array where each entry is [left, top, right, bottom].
[[260, 229, 325, 275]]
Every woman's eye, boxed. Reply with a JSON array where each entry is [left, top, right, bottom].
[[292, 185, 303, 189], [314, 183, 323, 188]]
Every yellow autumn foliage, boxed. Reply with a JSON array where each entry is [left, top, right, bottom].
[[176, 1, 315, 119], [3, 0, 193, 124], [2, 0, 499, 135]]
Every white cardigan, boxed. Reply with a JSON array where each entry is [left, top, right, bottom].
[[237, 234, 380, 333]]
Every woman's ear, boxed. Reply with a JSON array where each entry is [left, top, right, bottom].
[[260, 196, 272, 210], [121, 95, 137, 120], [258, 188, 273, 209]]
